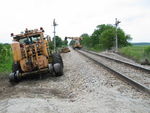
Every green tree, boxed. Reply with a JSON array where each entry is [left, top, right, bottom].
[[62, 40, 68, 46], [91, 30, 100, 46], [91, 24, 132, 50], [69, 40, 75, 46], [100, 27, 132, 49], [48, 41, 54, 50], [53, 36, 63, 47], [90, 24, 115, 48], [100, 29, 115, 49], [80, 33, 91, 47]]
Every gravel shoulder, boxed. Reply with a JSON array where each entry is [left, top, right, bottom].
[[0, 48, 149, 113]]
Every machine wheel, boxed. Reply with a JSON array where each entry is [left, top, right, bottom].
[[52, 53, 63, 68], [52, 53, 64, 76], [9, 63, 21, 82], [9, 70, 20, 82]]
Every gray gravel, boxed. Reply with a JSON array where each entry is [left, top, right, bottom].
[[0, 48, 150, 113]]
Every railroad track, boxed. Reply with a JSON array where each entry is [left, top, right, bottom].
[[77, 49, 150, 94], [82, 49, 150, 73]]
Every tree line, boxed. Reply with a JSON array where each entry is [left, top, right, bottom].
[[49, 36, 68, 49], [80, 24, 132, 51]]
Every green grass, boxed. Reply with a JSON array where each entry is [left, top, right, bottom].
[[84, 44, 104, 52], [0, 56, 12, 73], [87, 47, 102, 52], [119, 45, 150, 63]]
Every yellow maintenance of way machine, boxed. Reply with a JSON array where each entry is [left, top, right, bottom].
[[66, 37, 82, 49], [9, 28, 63, 82]]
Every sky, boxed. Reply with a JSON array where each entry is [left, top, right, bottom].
[[0, 0, 150, 43]]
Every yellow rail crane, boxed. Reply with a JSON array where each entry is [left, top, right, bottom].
[[65, 37, 82, 49]]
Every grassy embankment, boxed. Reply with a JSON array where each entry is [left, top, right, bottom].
[[119, 45, 150, 63]]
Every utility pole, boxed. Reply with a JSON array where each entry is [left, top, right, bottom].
[[115, 18, 121, 52], [53, 19, 58, 52]]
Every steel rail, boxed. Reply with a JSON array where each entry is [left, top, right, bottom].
[[82, 49, 150, 73], [77, 50, 150, 95]]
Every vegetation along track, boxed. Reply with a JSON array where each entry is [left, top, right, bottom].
[[77, 49, 150, 94]]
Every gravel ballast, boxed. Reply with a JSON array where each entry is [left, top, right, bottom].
[[0, 48, 149, 113]]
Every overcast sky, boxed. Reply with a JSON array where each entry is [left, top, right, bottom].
[[0, 0, 149, 43]]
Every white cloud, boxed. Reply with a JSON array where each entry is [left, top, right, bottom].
[[0, 0, 150, 43]]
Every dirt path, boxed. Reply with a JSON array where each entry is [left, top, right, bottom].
[[0, 48, 150, 113]]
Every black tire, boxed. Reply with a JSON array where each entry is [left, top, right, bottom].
[[11, 62, 21, 82], [52, 53, 64, 76], [9, 72, 19, 83], [52, 53, 63, 68], [59, 53, 64, 68]]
